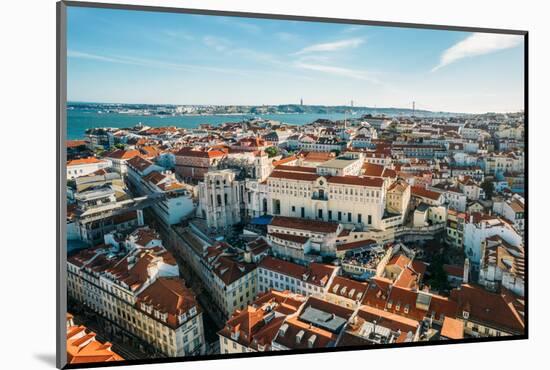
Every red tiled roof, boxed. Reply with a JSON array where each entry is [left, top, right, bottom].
[[303, 151, 334, 162], [67, 325, 124, 364], [67, 140, 88, 148], [441, 317, 464, 339], [450, 284, 524, 333], [336, 239, 377, 252], [362, 163, 384, 177], [254, 289, 306, 315], [272, 156, 297, 166], [259, 256, 336, 287], [215, 257, 256, 285], [175, 147, 226, 158], [67, 157, 105, 166], [268, 232, 309, 244], [136, 277, 199, 329], [275, 165, 317, 173], [127, 156, 154, 172], [411, 186, 442, 201], [271, 216, 339, 233], [327, 176, 384, 187], [388, 254, 411, 269], [358, 304, 419, 334], [268, 170, 319, 182], [328, 276, 369, 301], [104, 149, 140, 160], [274, 316, 335, 349]]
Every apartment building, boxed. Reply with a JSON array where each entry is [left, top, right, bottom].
[[174, 147, 227, 181], [67, 244, 205, 357], [67, 157, 112, 179], [257, 256, 339, 297]]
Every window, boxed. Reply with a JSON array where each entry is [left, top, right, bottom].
[[368, 215, 372, 225], [358, 214, 362, 223], [328, 210, 332, 220], [292, 206, 296, 212], [338, 211, 342, 221], [301, 207, 305, 218], [348, 213, 352, 222]]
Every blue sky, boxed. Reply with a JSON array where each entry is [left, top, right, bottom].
[[67, 7, 525, 113]]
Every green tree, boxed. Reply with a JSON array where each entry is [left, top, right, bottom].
[[427, 254, 450, 292], [481, 179, 495, 199], [265, 146, 279, 158]]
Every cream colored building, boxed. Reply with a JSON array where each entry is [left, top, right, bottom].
[[386, 179, 411, 218], [316, 157, 363, 177], [67, 244, 206, 357], [483, 152, 524, 175], [267, 166, 386, 230]]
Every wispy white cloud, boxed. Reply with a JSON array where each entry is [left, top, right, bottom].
[[293, 38, 364, 55], [294, 61, 378, 83], [230, 48, 283, 66], [201, 35, 284, 67], [68, 50, 251, 76], [215, 17, 261, 34], [231, 21, 261, 34], [161, 29, 195, 41], [341, 26, 363, 34], [276, 32, 299, 42], [68, 51, 123, 64], [203, 36, 232, 52], [432, 32, 523, 72]]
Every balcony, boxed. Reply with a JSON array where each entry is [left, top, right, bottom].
[[311, 192, 328, 201]]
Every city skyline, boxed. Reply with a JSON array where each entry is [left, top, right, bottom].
[[67, 7, 525, 114]]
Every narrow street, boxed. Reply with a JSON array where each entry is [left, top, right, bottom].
[[143, 210, 224, 351], [70, 310, 149, 361]]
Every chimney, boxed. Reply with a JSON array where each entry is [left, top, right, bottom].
[[243, 251, 252, 263], [463, 258, 470, 284], [296, 330, 305, 344]]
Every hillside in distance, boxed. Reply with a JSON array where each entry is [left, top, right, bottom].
[[68, 102, 465, 118]]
